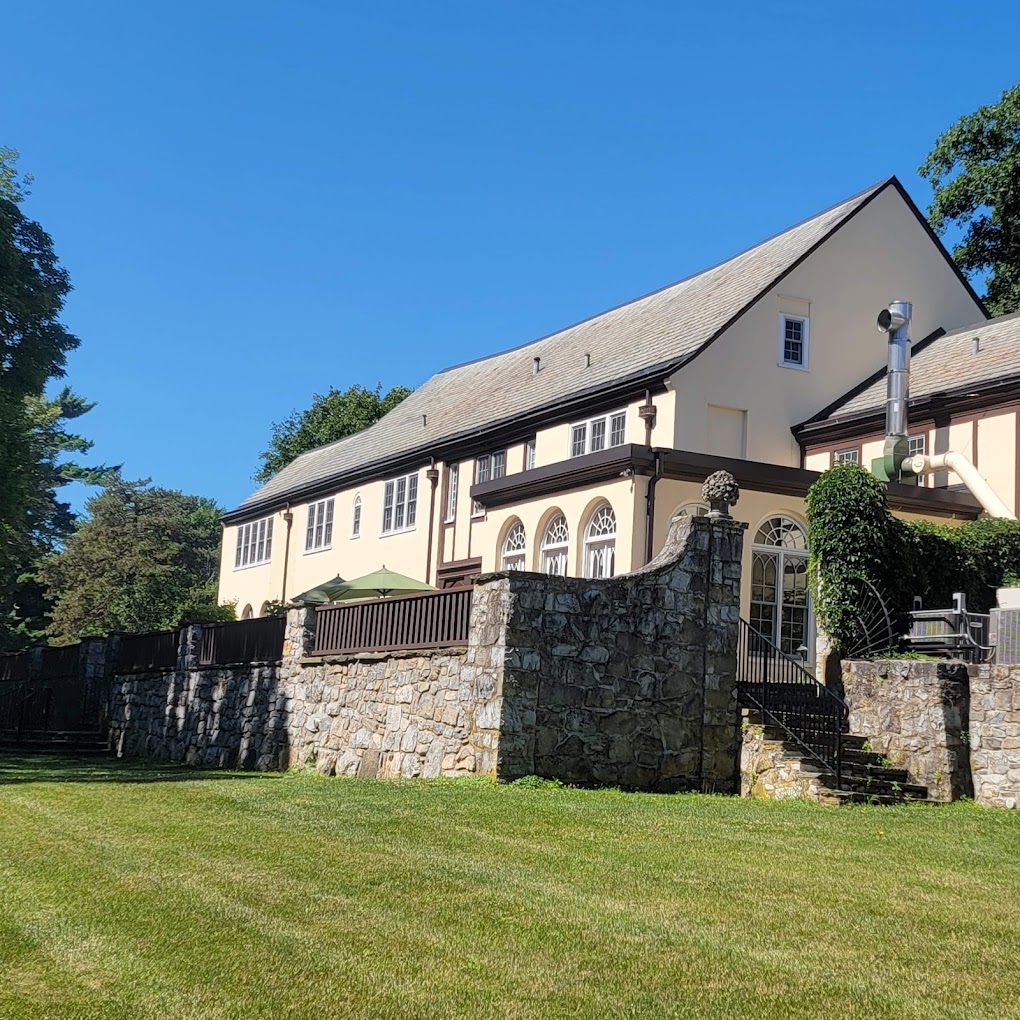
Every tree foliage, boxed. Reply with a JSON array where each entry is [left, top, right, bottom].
[[0, 148, 110, 649], [39, 478, 232, 642], [255, 383, 411, 483], [920, 84, 1020, 316], [806, 464, 1020, 653]]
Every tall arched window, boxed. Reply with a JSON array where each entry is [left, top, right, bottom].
[[501, 521, 527, 571], [241, 604, 253, 620], [540, 513, 569, 575], [352, 494, 362, 538], [750, 516, 810, 659], [583, 504, 617, 578]]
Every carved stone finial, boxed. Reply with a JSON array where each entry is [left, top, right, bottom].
[[701, 470, 739, 518]]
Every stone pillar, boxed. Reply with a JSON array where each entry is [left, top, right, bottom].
[[177, 624, 202, 673], [283, 606, 317, 666], [969, 664, 1020, 809]]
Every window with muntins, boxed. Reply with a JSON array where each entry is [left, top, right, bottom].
[[780, 315, 809, 368], [382, 473, 418, 534], [583, 504, 617, 579], [540, 513, 570, 575], [235, 516, 274, 568], [750, 516, 810, 660], [352, 494, 362, 538], [472, 451, 505, 516], [501, 521, 527, 570], [568, 411, 627, 457], [525, 438, 536, 471], [305, 499, 334, 551], [908, 435, 926, 457], [445, 463, 458, 522], [834, 448, 860, 465]]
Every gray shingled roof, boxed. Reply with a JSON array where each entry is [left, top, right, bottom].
[[814, 311, 1020, 422], [235, 179, 891, 514]]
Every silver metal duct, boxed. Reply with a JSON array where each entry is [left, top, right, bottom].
[[877, 299, 912, 438]]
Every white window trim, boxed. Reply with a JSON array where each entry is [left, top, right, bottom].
[[351, 494, 362, 539], [524, 438, 536, 471], [833, 447, 860, 466], [234, 516, 274, 570], [304, 498, 335, 554], [381, 472, 419, 536], [778, 314, 810, 371], [472, 451, 506, 518], [444, 464, 458, 524], [567, 409, 627, 458]]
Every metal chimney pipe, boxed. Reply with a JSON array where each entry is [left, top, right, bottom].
[[877, 300, 912, 439]]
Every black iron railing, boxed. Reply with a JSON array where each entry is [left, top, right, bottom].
[[737, 619, 849, 788]]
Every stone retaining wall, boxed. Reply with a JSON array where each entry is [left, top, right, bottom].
[[740, 712, 839, 804], [842, 660, 971, 802], [843, 659, 1020, 808]]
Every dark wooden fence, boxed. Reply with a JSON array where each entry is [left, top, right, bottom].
[[0, 643, 102, 736], [117, 629, 182, 674], [313, 588, 473, 656], [0, 650, 33, 683], [199, 616, 286, 666]]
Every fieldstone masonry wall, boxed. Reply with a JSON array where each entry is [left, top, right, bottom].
[[843, 659, 1020, 808], [102, 514, 745, 792], [484, 514, 745, 792], [842, 660, 971, 802], [969, 666, 1020, 810]]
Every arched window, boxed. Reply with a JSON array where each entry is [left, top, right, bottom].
[[675, 502, 709, 519], [352, 494, 362, 538], [259, 602, 271, 618], [501, 521, 527, 571], [540, 513, 570, 576], [241, 604, 253, 620], [750, 515, 810, 660], [583, 503, 617, 578]]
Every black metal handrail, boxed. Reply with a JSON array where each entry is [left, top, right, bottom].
[[737, 619, 849, 788]]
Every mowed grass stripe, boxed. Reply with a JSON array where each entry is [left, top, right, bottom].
[[0, 756, 1018, 1019]]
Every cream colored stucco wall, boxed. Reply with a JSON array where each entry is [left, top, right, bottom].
[[977, 411, 1017, 515], [669, 186, 983, 467]]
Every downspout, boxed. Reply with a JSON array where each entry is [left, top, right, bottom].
[[644, 451, 662, 565], [424, 459, 440, 584], [280, 505, 293, 603], [907, 452, 1015, 519]]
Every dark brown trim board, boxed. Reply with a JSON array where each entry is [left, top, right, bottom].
[[471, 444, 982, 520]]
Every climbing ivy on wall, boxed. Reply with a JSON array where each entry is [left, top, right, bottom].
[[806, 465, 1020, 653]]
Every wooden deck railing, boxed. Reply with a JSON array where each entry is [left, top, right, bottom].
[[199, 616, 286, 665], [117, 629, 182, 674], [313, 588, 473, 656]]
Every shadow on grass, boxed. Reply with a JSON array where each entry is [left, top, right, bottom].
[[0, 753, 280, 785]]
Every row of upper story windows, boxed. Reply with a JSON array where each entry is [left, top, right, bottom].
[[234, 407, 636, 570]]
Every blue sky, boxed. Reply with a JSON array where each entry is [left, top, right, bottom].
[[5, 1, 1019, 512]]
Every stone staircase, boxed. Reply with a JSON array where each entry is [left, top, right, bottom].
[[741, 706, 929, 804], [0, 728, 111, 756]]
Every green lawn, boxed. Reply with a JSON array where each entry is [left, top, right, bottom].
[[0, 756, 1018, 1020]]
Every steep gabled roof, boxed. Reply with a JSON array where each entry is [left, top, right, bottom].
[[232, 178, 902, 518], [797, 311, 1020, 433]]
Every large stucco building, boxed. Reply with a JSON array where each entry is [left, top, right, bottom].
[[219, 176, 1009, 662]]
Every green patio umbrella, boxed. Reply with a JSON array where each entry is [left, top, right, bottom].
[[330, 565, 434, 601], [291, 574, 348, 605]]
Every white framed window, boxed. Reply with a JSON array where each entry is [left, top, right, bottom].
[[540, 513, 570, 575], [525, 438, 536, 471], [750, 515, 811, 661], [352, 494, 362, 538], [568, 410, 627, 458], [234, 516, 274, 568], [675, 502, 709, 519], [834, 448, 860, 465], [472, 451, 506, 517], [908, 434, 926, 458], [584, 503, 617, 579], [779, 315, 809, 369], [305, 498, 334, 551], [382, 472, 418, 534], [445, 463, 458, 523], [501, 521, 527, 571]]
